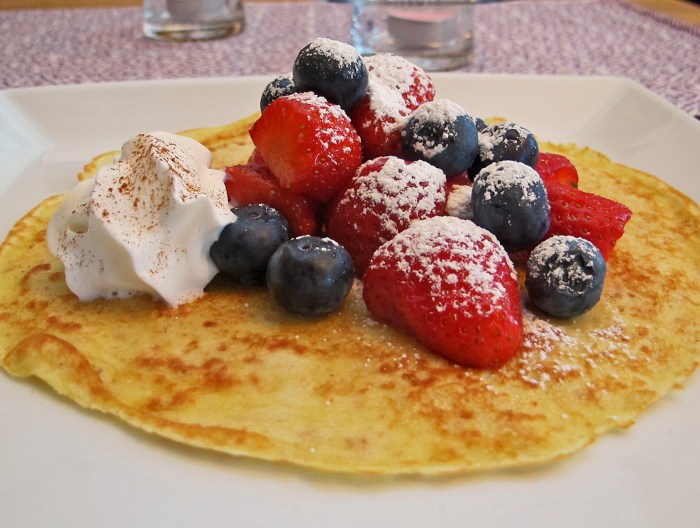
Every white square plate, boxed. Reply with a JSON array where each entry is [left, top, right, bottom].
[[1, 75, 698, 528]]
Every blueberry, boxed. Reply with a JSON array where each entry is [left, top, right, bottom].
[[292, 38, 368, 111], [260, 74, 297, 112], [267, 236, 354, 315], [471, 161, 551, 252], [475, 121, 539, 174], [474, 116, 488, 132], [210, 204, 290, 285], [401, 100, 479, 178], [526, 236, 607, 318]]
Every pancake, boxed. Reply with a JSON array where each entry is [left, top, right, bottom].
[[0, 116, 698, 475]]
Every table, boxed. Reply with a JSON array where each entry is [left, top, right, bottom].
[[1, 0, 699, 119], [3, 0, 700, 27]]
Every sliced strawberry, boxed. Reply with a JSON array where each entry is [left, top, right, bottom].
[[249, 92, 362, 203], [535, 153, 579, 188], [247, 148, 267, 168], [545, 183, 632, 260], [224, 163, 321, 237], [363, 216, 523, 369], [325, 156, 446, 276]]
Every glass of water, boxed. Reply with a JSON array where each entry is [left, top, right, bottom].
[[351, 0, 476, 71], [143, 0, 245, 41]]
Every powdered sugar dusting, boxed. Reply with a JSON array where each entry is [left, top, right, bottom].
[[285, 91, 355, 149], [510, 307, 641, 389], [358, 54, 427, 135], [287, 91, 349, 121], [446, 184, 473, 220], [403, 99, 469, 158], [304, 37, 359, 67], [338, 156, 446, 238], [409, 99, 466, 122], [363, 53, 432, 109], [515, 308, 581, 387], [372, 216, 516, 315], [264, 73, 293, 99], [586, 315, 641, 366], [527, 235, 602, 296], [478, 122, 533, 162], [362, 76, 409, 134], [474, 160, 543, 203]]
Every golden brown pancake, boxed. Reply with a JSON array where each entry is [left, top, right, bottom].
[[0, 116, 698, 475]]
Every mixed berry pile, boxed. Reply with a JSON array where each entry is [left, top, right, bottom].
[[211, 38, 632, 369]]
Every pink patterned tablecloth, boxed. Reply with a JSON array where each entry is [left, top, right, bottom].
[[1, 0, 699, 118]]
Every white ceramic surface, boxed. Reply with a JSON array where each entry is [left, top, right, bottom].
[[1, 75, 698, 528]]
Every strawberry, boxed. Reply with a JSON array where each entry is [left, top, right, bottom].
[[349, 54, 435, 160], [246, 147, 267, 168], [224, 163, 320, 237], [363, 216, 523, 369], [349, 94, 406, 160], [249, 92, 362, 203], [535, 153, 579, 188], [325, 156, 446, 277], [544, 183, 632, 260], [364, 53, 435, 111], [445, 171, 471, 194]]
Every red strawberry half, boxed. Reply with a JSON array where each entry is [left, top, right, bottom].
[[545, 183, 632, 260], [363, 216, 523, 369], [535, 153, 579, 188], [249, 92, 362, 203], [325, 156, 446, 276], [224, 163, 321, 237]]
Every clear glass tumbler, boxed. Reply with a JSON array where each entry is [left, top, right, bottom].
[[351, 0, 476, 71], [143, 0, 245, 41]]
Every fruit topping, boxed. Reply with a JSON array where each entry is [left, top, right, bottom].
[[349, 92, 406, 160], [401, 99, 479, 178], [267, 236, 355, 315], [292, 37, 369, 111], [224, 163, 320, 237], [535, 152, 579, 188], [249, 92, 363, 203], [349, 53, 435, 160], [246, 148, 267, 168], [363, 216, 523, 369], [471, 161, 551, 252], [325, 156, 446, 276], [363, 53, 435, 111], [225, 38, 632, 365], [476, 121, 539, 174], [445, 180, 474, 221], [260, 74, 297, 111], [210, 204, 290, 285], [526, 235, 607, 318], [544, 182, 632, 260]]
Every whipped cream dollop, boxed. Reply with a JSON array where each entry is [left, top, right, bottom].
[[47, 132, 235, 307]]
